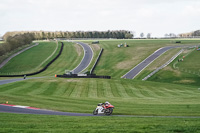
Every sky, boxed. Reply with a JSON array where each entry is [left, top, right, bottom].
[[0, 0, 200, 37]]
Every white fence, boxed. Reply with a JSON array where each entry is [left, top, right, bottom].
[[142, 49, 184, 81]]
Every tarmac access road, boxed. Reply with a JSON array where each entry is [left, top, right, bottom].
[[122, 46, 181, 79], [72, 42, 93, 74]]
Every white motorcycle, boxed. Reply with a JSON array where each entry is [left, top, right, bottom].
[[93, 102, 114, 115]]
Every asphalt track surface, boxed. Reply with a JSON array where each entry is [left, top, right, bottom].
[[122, 46, 180, 79], [0, 104, 93, 116], [72, 42, 93, 74], [0, 77, 49, 85], [1, 104, 200, 118]]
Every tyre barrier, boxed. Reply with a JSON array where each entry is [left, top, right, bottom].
[[0, 42, 64, 77], [90, 48, 103, 74], [56, 74, 111, 79]]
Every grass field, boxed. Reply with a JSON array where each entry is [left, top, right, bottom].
[[35, 42, 84, 76], [0, 41, 60, 75], [83, 39, 200, 79], [0, 77, 199, 116], [149, 47, 200, 86], [135, 48, 182, 80], [0, 113, 199, 133], [0, 43, 35, 64]]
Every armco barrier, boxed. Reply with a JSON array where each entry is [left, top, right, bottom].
[[57, 74, 111, 79], [90, 48, 103, 74], [0, 42, 64, 77]]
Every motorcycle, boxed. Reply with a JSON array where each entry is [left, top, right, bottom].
[[93, 102, 114, 115]]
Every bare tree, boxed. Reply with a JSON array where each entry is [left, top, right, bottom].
[[140, 33, 144, 38], [147, 33, 151, 39]]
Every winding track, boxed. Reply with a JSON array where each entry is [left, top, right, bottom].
[[72, 42, 93, 74], [122, 46, 181, 79]]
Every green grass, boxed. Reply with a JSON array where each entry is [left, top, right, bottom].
[[136, 48, 182, 80], [176, 49, 200, 73], [149, 48, 200, 86], [0, 42, 59, 75], [36, 42, 84, 76], [0, 43, 35, 64], [82, 39, 199, 78], [0, 113, 200, 133], [0, 78, 199, 116]]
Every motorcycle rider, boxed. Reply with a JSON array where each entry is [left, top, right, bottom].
[[103, 101, 110, 108]]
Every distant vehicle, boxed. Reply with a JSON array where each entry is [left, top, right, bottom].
[[197, 48, 200, 51], [92, 41, 99, 44]]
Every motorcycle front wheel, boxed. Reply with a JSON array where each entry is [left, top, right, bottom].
[[93, 109, 98, 115], [105, 108, 113, 115]]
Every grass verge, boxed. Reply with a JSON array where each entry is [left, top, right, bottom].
[[0, 113, 199, 133]]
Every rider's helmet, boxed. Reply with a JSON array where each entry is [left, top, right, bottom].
[[105, 101, 110, 106], [105, 101, 109, 104]]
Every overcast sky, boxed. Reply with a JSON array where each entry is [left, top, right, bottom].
[[0, 0, 200, 37]]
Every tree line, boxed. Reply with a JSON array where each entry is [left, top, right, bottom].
[[0, 32, 34, 56], [0, 30, 133, 56], [179, 30, 200, 37], [32, 30, 133, 40]]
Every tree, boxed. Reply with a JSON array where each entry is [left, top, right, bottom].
[[169, 33, 176, 37], [147, 33, 151, 39], [125, 33, 133, 39], [140, 33, 144, 38]]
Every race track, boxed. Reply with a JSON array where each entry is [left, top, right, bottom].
[[122, 46, 181, 79], [72, 42, 93, 74], [1, 104, 199, 118]]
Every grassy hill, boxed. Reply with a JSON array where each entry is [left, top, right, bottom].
[[0, 41, 60, 75], [35, 41, 84, 76], [0, 77, 199, 116], [0, 39, 200, 132], [149, 47, 200, 86], [83, 39, 200, 79]]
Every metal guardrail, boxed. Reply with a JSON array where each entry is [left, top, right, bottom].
[[142, 49, 184, 81]]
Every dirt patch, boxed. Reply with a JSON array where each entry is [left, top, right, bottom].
[[48, 80, 57, 82], [74, 44, 82, 56], [65, 79, 81, 82], [116, 60, 134, 69], [163, 66, 181, 76], [182, 49, 192, 54], [174, 79, 195, 84], [91, 44, 100, 51]]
